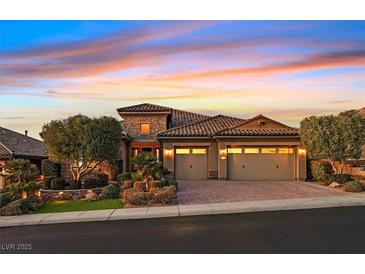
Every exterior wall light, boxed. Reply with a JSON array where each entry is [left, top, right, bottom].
[[164, 149, 173, 157], [298, 148, 307, 155], [219, 149, 227, 160]]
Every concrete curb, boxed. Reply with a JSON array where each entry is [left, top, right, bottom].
[[1, 194, 364, 228]]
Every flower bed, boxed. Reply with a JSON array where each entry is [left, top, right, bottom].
[[122, 185, 177, 207]]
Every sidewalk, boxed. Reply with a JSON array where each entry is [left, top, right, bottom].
[[1, 194, 364, 227]]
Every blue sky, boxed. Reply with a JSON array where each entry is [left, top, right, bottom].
[[0, 20, 364, 139]]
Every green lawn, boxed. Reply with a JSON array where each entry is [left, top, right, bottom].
[[35, 199, 123, 214]]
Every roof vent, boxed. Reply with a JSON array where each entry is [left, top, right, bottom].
[[25, 130, 28, 136], [258, 120, 266, 126]]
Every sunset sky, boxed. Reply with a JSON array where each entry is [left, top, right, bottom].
[[0, 20, 364, 139]]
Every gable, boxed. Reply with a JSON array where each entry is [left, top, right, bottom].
[[234, 115, 291, 130]]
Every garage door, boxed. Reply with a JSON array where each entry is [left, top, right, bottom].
[[175, 148, 208, 180], [228, 147, 295, 180]]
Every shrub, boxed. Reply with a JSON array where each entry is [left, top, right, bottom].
[[332, 174, 353, 184], [162, 175, 178, 188], [24, 181, 41, 196], [96, 173, 109, 187], [345, 181, 364, 192], [4, 183, 23, 201], [41, 159, 60, 177], [0, 199, 29, 216], [43, 176, 56, 190], [310, 160, 333, 184], [149, 180, 163, 188], [133, 181, 146, 192], [83, 177, 98, 189], [151, 185, 177, 205], [50, 178, 65, 190], [116, 172, 133, 183], [123, 189, 152, 206], [5, 158, 38, 183], [123, 180, 133, 189], [110, 181, 122, 189], [0, 192, 13, 208], [100, 184, 120, 199], [69, 180, 81, 189]]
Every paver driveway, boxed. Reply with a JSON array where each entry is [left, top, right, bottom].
[[177, 180, 348, 205]]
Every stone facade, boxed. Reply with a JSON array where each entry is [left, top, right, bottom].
[[40, 188, 103, 201], [121, 114, 168, 140]]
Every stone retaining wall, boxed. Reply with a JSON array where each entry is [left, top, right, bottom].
[[40, 188, 103, 201]]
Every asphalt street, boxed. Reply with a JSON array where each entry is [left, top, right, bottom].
[[1, 206, 365, 253]]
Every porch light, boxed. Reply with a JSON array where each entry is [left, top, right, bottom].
[[164, 149, 173, 157], [298, 148, 307, 154], [219, 149, 227, 160]]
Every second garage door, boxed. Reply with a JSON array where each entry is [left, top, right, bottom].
[[175, 148, 208, 180], [228, 147, 295, 180]]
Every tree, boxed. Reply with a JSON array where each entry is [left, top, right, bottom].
[[5, 158, 38, 183], [300, 110, 365, 174], [40, 115, 123, 181]]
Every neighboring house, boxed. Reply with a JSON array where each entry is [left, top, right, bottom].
[[0, 127, 48, 173], [118, 103, 306, 181]]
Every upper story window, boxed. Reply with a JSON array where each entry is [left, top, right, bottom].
[[140, 123, 150, 134]]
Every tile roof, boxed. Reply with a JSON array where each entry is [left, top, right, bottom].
[[0, 127, 48, 159], [117, 103, 171, 113], [158, 115, 244, 137], [170, 109, 210, 128], [215, 128, 300, 137]]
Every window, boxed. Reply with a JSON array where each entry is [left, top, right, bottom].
[[176, 148, 190, 154], [261, 148, 277, 154], [227, 148, 242, 154], [244, 148, 259, 154], [140, 123, 150, 134], [278, 148, 294, 154], [192, 148, 207, 154]]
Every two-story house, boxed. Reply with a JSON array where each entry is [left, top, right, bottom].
[[117, 103, 307, 181]]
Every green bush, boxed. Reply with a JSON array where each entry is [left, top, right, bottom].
[[0, 192, 13, 208], [4, 183, 23, 201], [69, 180, 81, 189], [344, 181, 364, 192], [116, 172, 133, 183], [50, 178, 65, 190], [96, 173, 109, 187], [310, 160, 333, 184], [162, 175, 178, 188], [109, 181, 121, 189], [41, 159, 60, 177], [101, 184, 120, 199], [332, 174, 353, 184], [0, 199, 29, 216], [83, 177, 98, 189]]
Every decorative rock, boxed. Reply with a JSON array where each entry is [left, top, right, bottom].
[[329, 182, 341, 188], [83, 190, 100, 201]]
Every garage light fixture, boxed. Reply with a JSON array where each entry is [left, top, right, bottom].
[[164, 149, 173, 157], [219, 148, 227, 159], [298, 148, 307, 154]]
